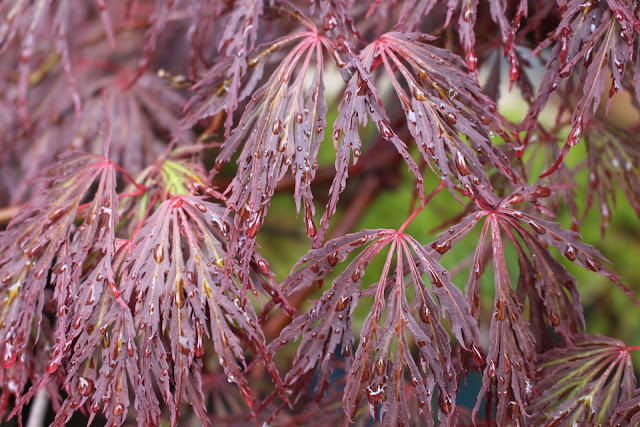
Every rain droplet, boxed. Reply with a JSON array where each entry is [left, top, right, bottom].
[[585, 258, 600, 272], [431, 240, 451, 255], [379, 121, 393, 138], [533, 187, 552, 198], [328, 252, 339, 266], [487, 360, 496, 377], [439, 393, 451, 415], [506, 193, 524, 205], [335, 296, 349, 311], [351, 267, 362, 282], [471, 343, 485, 366], [305, 208, 316, 238], [77, 377, 94, 396], [113, 403, 125, 416], [454, 150, 470, 176], [463, 6, 473, 21], [272, 119, 282, 135], [419, 304, 432, 323], [466, 51, 478, 71], [474, 262, 482, 278], [509, 62, 519, 81], [27, 242, 43, 258], [412, 86, 427, 101], [48, 208, 67, 222], [2, 343, 16, 369], [278, 136, 287, 152], [427, 265, 445, 288], [529, 221, 546, 235], [568, 122, 583, 146], [195, 326, 205, 357], [154, 244, 164, 263], [504, 354, 511, 374], [46, 358, 60, 374], [445, 112, 457, 124], [564, 245, 576, 261], [323, 13, 337, 30]]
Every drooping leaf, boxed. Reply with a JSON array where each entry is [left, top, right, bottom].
[[0, 0, 115, 126], [0, 150, 124, 419], [582, 120, 640, 234], [507, 205, 639, 307], [522, 0, 640, 175], [213, 29, 327, 241], [372, 32, 521, 200], [611, 386, 640, 426], [181, 4, 315, 133], [120, 195, 283, 423], [487, 0, 528, 82], [4, 65, 193, 204], [136, 0, 225, 76], [270, 227, 481, 425], [527, 334, 637, 426], [216, 0, 264, 135], [427, 186, 632, 424], [471, 217, 536, 424]]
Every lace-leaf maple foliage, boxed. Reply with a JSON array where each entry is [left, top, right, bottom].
[[0, 0, 640, 426], [268, 223, 482, 425], [527, 334, 637, 425]]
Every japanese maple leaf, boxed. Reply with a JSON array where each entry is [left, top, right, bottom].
[[270, 219, 481, 425], [527, 334, 637, 426], [428, 186, 638, 424]]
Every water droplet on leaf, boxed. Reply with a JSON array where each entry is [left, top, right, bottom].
[[419, 304, 432, 323], [154, 244, 163, 263]]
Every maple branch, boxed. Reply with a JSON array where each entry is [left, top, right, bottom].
[[398, 207, 422, 234], [398, 179, 446, 234], [109, 161, 146, 192]]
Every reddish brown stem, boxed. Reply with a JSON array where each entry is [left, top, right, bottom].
[[398, 207, 422, 235], [399, 179, 446, 234], [109, 161, 146, 192]]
